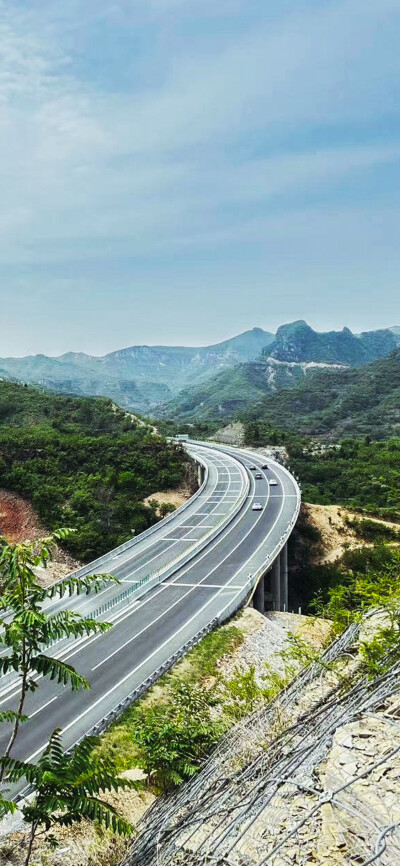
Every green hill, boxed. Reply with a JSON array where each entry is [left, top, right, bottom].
[[0, 328, 273, 413], [1, 323, 399, 416], [0, 382, 190, 561], [165, 349, 400, 440], [161, 358, 309, 422], [160, 322, 400, 425], [242, 350, 400, 439], [267, 320, 397, 365]]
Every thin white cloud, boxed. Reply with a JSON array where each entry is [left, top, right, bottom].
[[0, 0, 399, 352]]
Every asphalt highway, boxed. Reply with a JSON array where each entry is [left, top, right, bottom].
[[0, 441, 299, 774]]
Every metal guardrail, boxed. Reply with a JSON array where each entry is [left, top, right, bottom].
[[188, 440, 302, 622], [13, 619, 220, 805], [84, 579, 148, 619], [77, 452, 250, 621], [48, 446, 248, 617], [64, 449, 300, 754], [12, 445, 299, 807], [75, 618, 220, 743], [48, 451, 211, 593]]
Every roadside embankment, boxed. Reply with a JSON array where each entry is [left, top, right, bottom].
[[0, 489, 81, 585], [0, 607, 328, 866], [305, 501, 400, 563], [124, 609, 400, 866]]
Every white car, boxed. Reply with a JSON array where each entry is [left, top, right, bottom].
[[269, 479, 278, 486], [252, 502, 263, 511]]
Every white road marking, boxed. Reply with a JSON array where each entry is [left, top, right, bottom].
[[28, 696, 58, 719], [0, 451, 248, 703], [164, 535, 199, 541], [24, 449, 295, 765], [160, 583, 243, 589], [26, 532, 261, 763], [89, 468, 264, 672]]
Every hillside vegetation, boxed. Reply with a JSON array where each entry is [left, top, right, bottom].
[[288, 437, 400, 516], [0, 382, 190, 561], [169, 349, 400, 439], [267, 319, 397, 365], [243, 350, 400, 439], [0, 328, 273, 414], [1, 322, 399, 417]]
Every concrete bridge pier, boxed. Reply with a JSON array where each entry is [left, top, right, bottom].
[[280, 543, 288, 611], [253, 573, 265, 613], [253, 543, 289, 614], [271, 556, 281, 611]]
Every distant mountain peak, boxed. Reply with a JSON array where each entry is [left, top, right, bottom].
[[266, 320, 396, 367], [0, 322, 398, 417]]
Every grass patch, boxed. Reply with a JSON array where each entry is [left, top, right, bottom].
[[176, 625, 244, 681], [95, 623, 244, 774], [345, 516, 400, 542]]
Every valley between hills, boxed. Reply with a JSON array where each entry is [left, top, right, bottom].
[[0, 321, 400, 866]]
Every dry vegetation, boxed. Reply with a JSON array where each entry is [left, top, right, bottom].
[[305, 502, 400, 564], [0, 489, 80, 585], [0, 608, 328, 866]]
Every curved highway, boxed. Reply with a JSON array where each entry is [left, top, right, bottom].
[[0, 441, 300, 779]]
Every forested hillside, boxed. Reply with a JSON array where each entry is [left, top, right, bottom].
[[169, 349, 400, 438], [267, 320, 397, 365], [242, 350, 400, 439], [0, 382, 190, 561], [0, 328, 273, 413], [289, 437, 400, 518], [0, 322, 399, 417]]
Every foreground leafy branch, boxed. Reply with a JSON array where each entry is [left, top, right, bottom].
[[0, 531, 117, 772], [0, 729, 135, 866]]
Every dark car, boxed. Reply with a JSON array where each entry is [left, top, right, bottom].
[[261, 463, 269, 469]]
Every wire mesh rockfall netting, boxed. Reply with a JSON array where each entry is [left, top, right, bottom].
[[121, 620, 400, 866]]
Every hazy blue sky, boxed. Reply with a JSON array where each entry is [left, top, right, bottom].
[[1, 0, 400, 356]]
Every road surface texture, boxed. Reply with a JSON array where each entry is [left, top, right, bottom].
[[0, 441, 299, 778]]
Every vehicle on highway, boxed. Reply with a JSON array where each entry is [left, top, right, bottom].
[[255, 473, 263, 479], [252, 502, 263, 511], [269, 479, 278, 486], [261, 463, 269, 469], [249, 465, 256, 470]]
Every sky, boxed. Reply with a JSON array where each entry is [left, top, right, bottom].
[[0, 0, 400, 356]]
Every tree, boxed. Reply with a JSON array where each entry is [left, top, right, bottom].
[[159, 502, 176, 518], [0, 728, 135, 866], [131, 683, 221, 792], [0, 531, 116, 770]]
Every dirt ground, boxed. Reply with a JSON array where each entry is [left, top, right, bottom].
[[212, 422, 245, 446], [0, 607, 328, 866], [305, 502, 400, 564], [143, 486, 191, 513], [0, 489, 44, 544], [0, 489, 81, 584]]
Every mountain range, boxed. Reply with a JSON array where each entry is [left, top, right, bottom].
[[0, 320, 399, 418], [243, 349, 400, 440], [0, 327, 273, 415], [161, 321, 400, 421]]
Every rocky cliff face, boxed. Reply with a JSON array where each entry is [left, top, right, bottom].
[[164, 322, 400, 423], [1, 322, 399, 415], [267, 320, 397, 366], [124, 614, 400, 866]]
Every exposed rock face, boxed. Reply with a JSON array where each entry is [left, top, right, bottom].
[[268, 320, 397, 366], [317, 710, 400, 865], [124, 617, 400, 866]]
